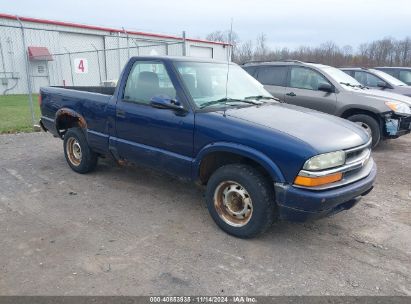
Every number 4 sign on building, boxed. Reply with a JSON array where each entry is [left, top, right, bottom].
[[74, 58, 88, 74]]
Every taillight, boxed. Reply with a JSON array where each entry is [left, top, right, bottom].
[[38, 94, 42, 106]]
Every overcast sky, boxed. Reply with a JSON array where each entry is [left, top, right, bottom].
[[2, 0, 411, 50]]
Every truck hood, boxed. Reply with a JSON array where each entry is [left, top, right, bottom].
[[351, 88, 411, 106], [223, 103, 369, 153]]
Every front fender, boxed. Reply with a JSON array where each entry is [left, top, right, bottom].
[[337, 104, 386, 118], [192, 142, 286, 183]]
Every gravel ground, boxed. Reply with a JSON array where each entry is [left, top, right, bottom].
[[0, 132, 410, 296]]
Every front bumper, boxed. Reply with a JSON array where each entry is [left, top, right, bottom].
[[385, 115, 411, 138], [274, 161, 377, 222]]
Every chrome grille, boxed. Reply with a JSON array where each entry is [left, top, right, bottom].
[[345, 139, 372, 166]]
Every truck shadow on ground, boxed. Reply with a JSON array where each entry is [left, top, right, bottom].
[[90, 156, 348, 243]]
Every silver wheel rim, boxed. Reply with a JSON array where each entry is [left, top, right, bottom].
[[66, 137, 82, 166], [355, 121, 372, 138], [213, 181, 253, 227]]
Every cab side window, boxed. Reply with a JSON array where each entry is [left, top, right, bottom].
[[124, 61, 176, 104], [289, 67, 329, 91], [256, 66, 287, 87]]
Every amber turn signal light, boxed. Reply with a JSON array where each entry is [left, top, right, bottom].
[[294, 172, 343, 187]]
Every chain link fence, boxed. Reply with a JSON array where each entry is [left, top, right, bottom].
[[0, 21, 190, 131], [47, 40, 185, 88]]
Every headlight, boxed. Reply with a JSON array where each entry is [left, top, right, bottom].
[[303, 151, 345, 171], [385, 101, 411, 115]]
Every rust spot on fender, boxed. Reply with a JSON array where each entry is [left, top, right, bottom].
[[55, 108, 87, 137], [77, 115, 87, 128], [117, 159, 129, 166]]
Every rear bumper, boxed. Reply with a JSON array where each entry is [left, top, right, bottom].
[[39, 119, 48, 132], [40, 117, 59, 137], [275, 161, 377, 222]]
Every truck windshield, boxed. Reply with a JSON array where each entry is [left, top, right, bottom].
[[174, 61, 274, 108]]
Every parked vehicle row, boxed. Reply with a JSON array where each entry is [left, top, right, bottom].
[[242, 60, 411, 147], [39, 56, 377, 238], [341, 67, 411, 97], [375, 67, 411, 86]]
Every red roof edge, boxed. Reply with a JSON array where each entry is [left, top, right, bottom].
[[0, 13, 230, 46]]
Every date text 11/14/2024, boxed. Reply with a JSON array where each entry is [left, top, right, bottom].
[[149, 296, 257, 303]]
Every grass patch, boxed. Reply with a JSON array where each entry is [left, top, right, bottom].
[[0, 94, 41, 134]]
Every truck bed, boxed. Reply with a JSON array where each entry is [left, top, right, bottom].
[[52, 86, 115, 96], [40, 86, 113, 142]]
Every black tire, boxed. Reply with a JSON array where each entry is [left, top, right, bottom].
[[63, 127, 98, 173], [206, 164, 276, 238], [347, 114, 381, 148]]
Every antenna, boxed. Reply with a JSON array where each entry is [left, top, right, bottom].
[[224, 18, 233, 115]]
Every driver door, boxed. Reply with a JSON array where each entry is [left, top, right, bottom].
[[284, 66, 337, 115], [114, 60, 194, 177]]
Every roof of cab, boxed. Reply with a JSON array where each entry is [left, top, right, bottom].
[[129, 55, 235, 65]]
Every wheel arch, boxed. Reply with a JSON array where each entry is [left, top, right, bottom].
[[340, 107, 383, 125], [193, 142, 285, 185], [55, 108, 87, 138]]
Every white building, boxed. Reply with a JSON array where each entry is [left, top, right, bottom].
[[0, 13, 231, 94]]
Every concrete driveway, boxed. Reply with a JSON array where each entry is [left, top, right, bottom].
[[0, 133, 410, 295]]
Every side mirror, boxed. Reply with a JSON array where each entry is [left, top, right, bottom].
[[377, 81, 388, 89], [150, 95, 185, 111], [318, 83, 334, 93]]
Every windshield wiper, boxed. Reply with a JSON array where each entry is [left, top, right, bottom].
[[199, 97, 262, 109], [244, 95, 279, 101], [340, 82, 368, 89], [340, 82, 356, 87]]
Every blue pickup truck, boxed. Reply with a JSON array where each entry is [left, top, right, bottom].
[[39, 56, 377, 238]]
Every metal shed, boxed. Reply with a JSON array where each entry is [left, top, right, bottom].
[[0, 13, 231, 94]]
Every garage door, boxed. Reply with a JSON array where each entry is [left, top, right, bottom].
[[190, 46, 213, 58]]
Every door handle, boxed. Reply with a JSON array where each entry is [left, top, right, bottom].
[[116, 109, 126, 118], [286, 92, 296, 97]]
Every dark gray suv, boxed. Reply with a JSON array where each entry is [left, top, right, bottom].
[[243, 61, 411, 147], [375, 67, 411, 86], [341, 68, 411, 97]]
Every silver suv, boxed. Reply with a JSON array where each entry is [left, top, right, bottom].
[[375, 67, 411, 86], [341, 68, 411, 97], [242, 60, 411, 147]]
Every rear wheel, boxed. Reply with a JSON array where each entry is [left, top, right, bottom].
[[347, 114, 381, 148], [206, 164, 276, 238], [63, 128, 98, 173]]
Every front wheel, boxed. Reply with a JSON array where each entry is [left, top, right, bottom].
[[206, 164, 276, 238], [63, 127, 98, 173], [347, 114, 381, 148]]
